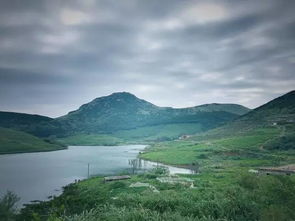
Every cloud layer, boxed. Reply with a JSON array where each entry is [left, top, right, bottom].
[[0, 0, 294, 117]]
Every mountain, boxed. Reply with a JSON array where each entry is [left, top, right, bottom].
[[55, 92, 250, 137], [180, 103, 250, 115], [0, 111, 52, 127], [0, 111, 64, 137], [237, 90, 295, 125], [0, 127, 65, 154]]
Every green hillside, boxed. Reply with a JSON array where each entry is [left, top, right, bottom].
[[0, 127, 65, 154], [141, 90, 295, 165], [0, 111, 64, 137]]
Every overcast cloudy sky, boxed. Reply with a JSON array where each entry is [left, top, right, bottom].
[[0, 0, 294, 117]]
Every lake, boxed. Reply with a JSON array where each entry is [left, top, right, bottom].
[[0, 145, 193, 207]]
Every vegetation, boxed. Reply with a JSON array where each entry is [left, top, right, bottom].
[[58, 123, 204, 145], [0, 191, 19, 221], [114, 123, 203, 142], [0, 111, 64, 137], [142, 127, 276, 164], [57, 134, 123, 146], [264, 132, 295, 150], [17, 168, 295, 221], [0, 127, 65, 154]]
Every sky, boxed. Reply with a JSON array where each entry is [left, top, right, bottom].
[[0, 0, 294, 117]]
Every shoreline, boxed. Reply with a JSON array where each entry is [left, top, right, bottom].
[[0, 146, 67, 155]]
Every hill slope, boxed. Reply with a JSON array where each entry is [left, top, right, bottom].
[[238, 90, 295, 125], [0, 111, 64, 137], [141, 90, 295, 165], [196, 90, 295, 139], [0, 127, 65, 154]]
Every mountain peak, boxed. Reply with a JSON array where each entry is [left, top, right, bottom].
[[92, 92, 139, 103], [109, 91, 135, 97]]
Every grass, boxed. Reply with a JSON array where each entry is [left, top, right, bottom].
[[57, 134, 123, 146], [18, 168, 295, 221], [57, 123, 203, 146], [140, 127, 285, 167], [114, 123, 203, 142], [0, 127, 65, 154]]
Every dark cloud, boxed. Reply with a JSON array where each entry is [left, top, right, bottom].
[[0, 0, 294, 117]]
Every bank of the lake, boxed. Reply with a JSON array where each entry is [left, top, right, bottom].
[[17, 166, 295, 221]]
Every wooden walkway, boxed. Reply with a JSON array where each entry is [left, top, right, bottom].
[[104, 175, 131, 182]]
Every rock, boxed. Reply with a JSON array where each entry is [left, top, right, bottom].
[[156, 177, 194, 186], [129, 182, 159, 193]]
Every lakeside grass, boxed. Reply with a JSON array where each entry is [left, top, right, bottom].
[[57, 134, 123, 146], [18, 167, 295, 221], [140, 127, 291, 167]]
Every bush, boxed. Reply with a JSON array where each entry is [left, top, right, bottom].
[[152, 166, 169, 175], [109, 181, 127, 189], [264, 134, 295, 150], [0, 191, 20, 221]]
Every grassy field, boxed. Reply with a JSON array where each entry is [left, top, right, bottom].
[[140, 126, 293, 167], [57, 123, 204, 146], [0, 127, 65, 154], [57, 134, 123, 146], [114, 123, 203, 142]]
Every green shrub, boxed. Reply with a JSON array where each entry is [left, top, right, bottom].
[[109, 181, 127, 189], [0, 191, 20, 221], [152, 166, 169, 175]]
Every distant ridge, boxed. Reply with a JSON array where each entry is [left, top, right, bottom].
[[0, 111, 62, 137], [239, 90, 295, 123], [195, 90, 295, 139]]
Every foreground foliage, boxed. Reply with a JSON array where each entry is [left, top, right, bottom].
[[0, 191, 19, 221], [17, 169, 295, 221]]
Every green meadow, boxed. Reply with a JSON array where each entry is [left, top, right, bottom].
[[57, 123, 204, 146]]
